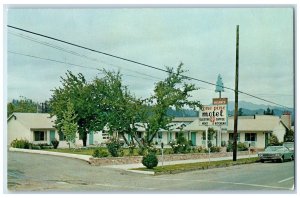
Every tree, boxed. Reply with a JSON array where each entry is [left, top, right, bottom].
[[141, 63, 202, 146], [50, 71, 108, 147], [268, 134, 280, 146], [61, 100, 78, 148], [7, 96, 38, 116], [264, 107, 274, 115], [94, 70, 145, 147], [215, 74, 224, 98], [284, 129, 294, 142]]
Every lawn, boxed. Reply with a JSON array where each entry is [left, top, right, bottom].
[[132, 157, 260, 175]]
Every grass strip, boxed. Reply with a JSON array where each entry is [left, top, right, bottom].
[[132, 157, 260, 175]]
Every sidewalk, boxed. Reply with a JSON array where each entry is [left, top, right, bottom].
[[9, 147, 91, 162]]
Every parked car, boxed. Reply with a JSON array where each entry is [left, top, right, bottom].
[[283, 142, 294, 152], [258, 146, 294, 163]]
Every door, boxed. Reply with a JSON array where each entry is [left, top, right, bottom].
[[50, 130, 55, 141], [265, 133, 269, 148], [89, 131, 94, 145], [191, 132, 196, 146]]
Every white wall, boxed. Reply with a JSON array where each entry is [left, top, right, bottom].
[[272, 122, 287, 142], [7, 119, 31, 145]]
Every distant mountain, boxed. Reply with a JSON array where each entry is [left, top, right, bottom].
[[227, 100, 294, 125], [227, 101, 293, 111], [167, 108, 199, 117]]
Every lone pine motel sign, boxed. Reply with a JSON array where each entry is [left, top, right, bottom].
[[199, 98, 228, 126]]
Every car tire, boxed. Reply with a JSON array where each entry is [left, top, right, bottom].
[[279, 156, 284, 163], [260, 159, 264, 163], [291, 155, 294, 161]]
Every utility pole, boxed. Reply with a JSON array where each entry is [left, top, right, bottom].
[[233, 25, 239, 161]]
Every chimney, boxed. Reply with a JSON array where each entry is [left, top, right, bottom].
[[281, 111, 291, 129]]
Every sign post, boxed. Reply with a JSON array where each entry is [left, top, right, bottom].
[[161, 142, 164, 167]]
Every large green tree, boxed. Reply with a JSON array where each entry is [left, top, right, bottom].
[[141, 63, 202, 146], [97, 71, 147, 147], [50, 71, 108, 147]]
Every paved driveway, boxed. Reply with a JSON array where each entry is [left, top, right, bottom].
[[7, 151, 295, 192]]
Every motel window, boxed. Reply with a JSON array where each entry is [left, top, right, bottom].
[[34, 131, 46, 141], [102, 131, 110, 140], [59, 131, 66, 141], [137, 132, 142, 139], [158, 132, 162, 139], [245, 133, 257, 142], [229, 133, 240, 142]]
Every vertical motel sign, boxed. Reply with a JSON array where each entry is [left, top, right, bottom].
[[199, 98, 228, 127]]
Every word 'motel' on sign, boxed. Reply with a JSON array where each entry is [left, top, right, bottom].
[[199, 105, 227, 126]]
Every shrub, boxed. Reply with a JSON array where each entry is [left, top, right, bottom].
[[128, 143, 136, 156], [169, 132, 190, 154], [92, 148, 109, 158], [197, 146, 204, 153], [210, 146, 221, 153], [142, 153, 158, 169], [37, 143, 53, 149], [106, 137, 123, 157], [138, 146, 147, 156], [221, 141, 227, 147], [237, 142, 248, 151], [268, 134, 281, 146], [51, 139, 59, 149], [226, 141, 233, 152], [10, 139, 30, 149]]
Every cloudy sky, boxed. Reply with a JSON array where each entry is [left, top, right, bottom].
[[5, 6, 294, 108]]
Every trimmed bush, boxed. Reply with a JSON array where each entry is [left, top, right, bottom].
[[142, 153, 158, 169], [51, 139, 59, 149], [106, 138, 123, 157], [237, 142, 248, 151], [92, 148, 109, 158]]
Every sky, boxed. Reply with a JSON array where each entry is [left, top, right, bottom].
[[5, 6, 295, 108]]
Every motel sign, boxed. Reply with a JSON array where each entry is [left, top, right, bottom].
[[199, 98, 228, 126]]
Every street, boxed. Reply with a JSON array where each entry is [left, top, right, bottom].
[[7, 151, 295, 192]]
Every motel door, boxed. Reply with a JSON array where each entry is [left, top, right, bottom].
[[89, 131, 94, 145], [50, 130, 55, 141], [265, 133, 269, 148], [191, 132, 196, 146]]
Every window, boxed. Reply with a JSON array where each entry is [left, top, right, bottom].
[[34, 131, 46, 141], [137, 132, 142, 139], [245, 133, 257, 142], [158, 132, 162, 139], [102, 131, 110, 140], [59, 131, 66, 141], [229, 133, 240, 142], [175, 132, 179, 139]]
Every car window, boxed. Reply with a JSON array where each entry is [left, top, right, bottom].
[[265, 146, 282, 151]]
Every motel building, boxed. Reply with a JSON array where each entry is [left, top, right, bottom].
[[7, 111, 291, 150]]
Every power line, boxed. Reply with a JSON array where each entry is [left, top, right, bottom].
[[7, 51, 158, 82], [8, 31, 162, 81], [7, 25, 291, 109]]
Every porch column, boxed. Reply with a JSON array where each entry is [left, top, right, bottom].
[[205, 128, 208, 148]]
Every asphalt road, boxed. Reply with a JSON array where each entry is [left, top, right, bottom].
[[6, 151, 295, 193]]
